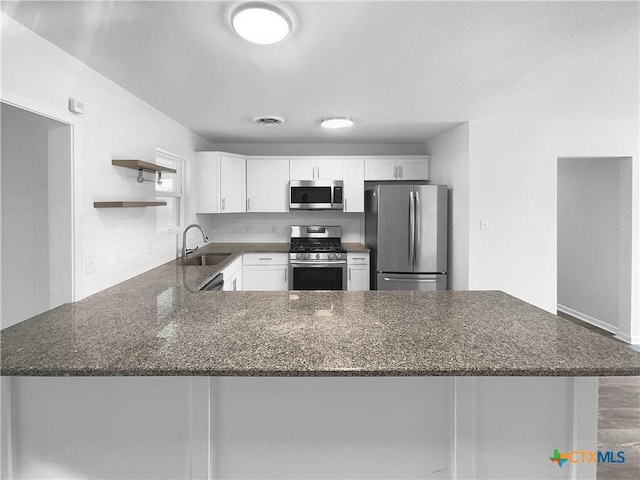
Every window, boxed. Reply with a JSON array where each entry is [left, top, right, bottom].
[[155, 149, 184, 233]]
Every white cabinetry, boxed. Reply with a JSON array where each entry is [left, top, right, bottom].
[[347, 253, 370, 291], [342, 159, 365, 212], [220, 154, 246, 213], [290, 157, 343, 180], [195, 152, 220, 213], [364, 156, 429, 181], [195, 152, 246, 213], [221, 256, 243, 292], [246, 158, 289, 212], [242, 253, 289, 291]]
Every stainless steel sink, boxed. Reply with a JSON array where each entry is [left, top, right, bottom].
[[181, 253, 232, 266]]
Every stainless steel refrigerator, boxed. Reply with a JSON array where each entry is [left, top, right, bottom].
[[365, 184, 448, 290]]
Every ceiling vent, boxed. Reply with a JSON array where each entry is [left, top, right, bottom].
[[252, 115, 285, 126]]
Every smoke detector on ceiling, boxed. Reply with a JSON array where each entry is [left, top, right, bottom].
[[252, 115, 286, 126]]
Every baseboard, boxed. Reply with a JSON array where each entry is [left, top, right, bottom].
[[614, 332, 640, 346], [557, 304, 618, 334]]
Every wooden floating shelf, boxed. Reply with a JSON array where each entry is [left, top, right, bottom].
[[94, 201, 167, 208], [112, 159, 176, 174]]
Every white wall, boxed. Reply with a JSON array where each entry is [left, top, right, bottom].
[[424, 123, 470, 290], [467, 119, 639, 343], [1, 104, 71, 328], [557, 158, 623, 331], [0, 13, 215, 299]]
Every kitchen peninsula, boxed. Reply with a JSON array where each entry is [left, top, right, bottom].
[[2, 248, 639, 479]]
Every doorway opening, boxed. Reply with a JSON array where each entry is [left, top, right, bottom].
[[557, 156, 632, 339], [1, 102, 73, 328]]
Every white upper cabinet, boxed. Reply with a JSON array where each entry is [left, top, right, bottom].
[[396, 157, 429, 180], [290, 157, 343, 180], [220, 154, 246, 213], [195, 152, 220, 213], [289, 158, 316, 180], [195, 152, 246, 213], [246, 158, 289, 212], [316, 158, 343, 180], [342, 158, 365, 212], [364, 156, 429, 181]]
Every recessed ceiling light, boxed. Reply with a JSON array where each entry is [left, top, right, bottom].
[[232, 4, 291, 45], [321, 117, 354, 129]]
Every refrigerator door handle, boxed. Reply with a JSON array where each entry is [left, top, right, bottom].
[[414, 190, 421, 268], [382, 277, 438, 283], [409, 190, 415, 267]]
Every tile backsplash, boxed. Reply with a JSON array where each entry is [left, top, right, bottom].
[[196, 212, 365, 244]]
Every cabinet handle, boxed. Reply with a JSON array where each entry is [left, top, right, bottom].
[[317, 166, 320, 179], [349, 267, 351, 282], [398, 165, 403, 178], [233, 278, 237, 291], [247, 198, 250, 211], [284, 268, 287, 282], [222, 198, 225, 211], [344, 197, 347, 211], [393, 165, 397, 178], [352, 257, 366, 260], [259, 257, 272, 261]]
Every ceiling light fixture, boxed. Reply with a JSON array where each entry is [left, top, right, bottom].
[[321, 117, 354, 129], [232, 4, 291, 45]]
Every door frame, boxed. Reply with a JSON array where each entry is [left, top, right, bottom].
[[1, 89, 83, 304]]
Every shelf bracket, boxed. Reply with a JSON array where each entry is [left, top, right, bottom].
[[137, 169, 163, 185]]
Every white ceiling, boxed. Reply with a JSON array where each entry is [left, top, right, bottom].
[[2, 1, 638, 144]]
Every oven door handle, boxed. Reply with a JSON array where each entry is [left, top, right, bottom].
[[289, 260, 347, 265]]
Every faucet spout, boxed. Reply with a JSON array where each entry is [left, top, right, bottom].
[[182, 224, 209, 260]]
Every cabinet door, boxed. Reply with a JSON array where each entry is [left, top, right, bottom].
[[364, 158, 397, 180], [316, 158, 343, 180], [347, 265, 370, 291], [246, 158, 289, 212], [289, 159, 316, 180], [396, 157, 429, 180], [195, 152, 220, 213], [242, 265, 288, 291], [342, 159, 364, 212], [223, 268, 243, 291], [220, 155, 246, 213]]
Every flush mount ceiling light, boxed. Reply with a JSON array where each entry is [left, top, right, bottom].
[[321, 117, 354, 129], [232, 3, 291, 45]]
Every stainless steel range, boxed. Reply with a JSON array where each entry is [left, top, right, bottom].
[[289, 226, 347, 290]]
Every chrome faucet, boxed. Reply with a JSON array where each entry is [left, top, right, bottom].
[[182, 224, 209, 260]]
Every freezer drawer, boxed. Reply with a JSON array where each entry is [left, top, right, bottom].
[[377, 273, 447, 291]]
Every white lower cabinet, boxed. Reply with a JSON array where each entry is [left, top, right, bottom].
[[221, 256, 243, 292], [242, 253, 289, 291], [347, 253, 370, 291]]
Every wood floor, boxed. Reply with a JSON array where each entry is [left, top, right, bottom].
[[598, 376, 640, 480], [556, 311, 640, 479]]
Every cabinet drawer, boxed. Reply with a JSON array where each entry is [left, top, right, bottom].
[[242, 253, 289, 266], [347, 253, 370, 265]]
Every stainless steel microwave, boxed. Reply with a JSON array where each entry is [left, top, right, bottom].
[[289, 180, 343, 210]]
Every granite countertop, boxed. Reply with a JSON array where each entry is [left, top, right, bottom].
[[1, 248, 639, 377]]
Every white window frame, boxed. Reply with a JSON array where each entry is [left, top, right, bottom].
[[155, 148, 185, 234]]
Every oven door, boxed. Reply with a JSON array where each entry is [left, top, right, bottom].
[[289, 261, 347, 290]]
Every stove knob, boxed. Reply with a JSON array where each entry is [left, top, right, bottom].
[[329, 253, 335, 259], [296, 253, 302, 259], [316, 253, 320, 259]]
